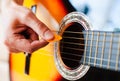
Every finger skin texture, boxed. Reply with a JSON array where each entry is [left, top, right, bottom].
[[1, 1, 54, 53]]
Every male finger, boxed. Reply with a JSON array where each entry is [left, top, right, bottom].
[[18, 7, 54, 41]]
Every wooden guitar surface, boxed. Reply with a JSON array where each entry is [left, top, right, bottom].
[[10, 1, 120, 81], [10, 0, 68, 81]]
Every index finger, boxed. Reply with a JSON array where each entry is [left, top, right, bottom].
[[18, 7, 55, 41]]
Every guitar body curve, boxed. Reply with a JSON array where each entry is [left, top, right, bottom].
[[10, 0, 68, 81], [9, 0, 120, 81]]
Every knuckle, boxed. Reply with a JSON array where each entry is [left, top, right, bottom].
[[35, 22, 48, 33], [4, 37, 13, 46], [27, 47, 33, 53], [4, 38, 18, 52], [35, 21, 43, 28], [22, 9, 33, 20]]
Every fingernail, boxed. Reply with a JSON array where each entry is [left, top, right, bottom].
[[44, 30, 54, 41]]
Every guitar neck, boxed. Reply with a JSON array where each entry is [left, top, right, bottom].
[[81, 30, 120, 71]]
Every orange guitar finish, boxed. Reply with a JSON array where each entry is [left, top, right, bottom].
[[10, 0, 68, 81]]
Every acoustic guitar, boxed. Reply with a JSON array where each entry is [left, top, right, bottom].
[[10, 0, 69, 81], [9, 0, 120, 81]]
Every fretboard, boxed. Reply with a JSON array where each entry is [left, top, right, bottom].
[[81, 30, 120, 71]]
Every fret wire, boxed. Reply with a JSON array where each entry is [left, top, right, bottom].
[[100, 32, 106, 67], [107, 33, 113, 69], [83, 31, 88, 64], [88, 31, 93, 65], [94, 32, 100, 66], [115, 34, 120, 70]]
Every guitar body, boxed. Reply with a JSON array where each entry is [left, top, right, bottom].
[[10, 0, 69, 81], [10, 45, 61, 81], [9, 0, 120, 81]]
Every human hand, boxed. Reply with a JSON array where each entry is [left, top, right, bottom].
[[0, 1, 54, 53]]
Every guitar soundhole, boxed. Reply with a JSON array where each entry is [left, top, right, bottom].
[[60, 22, 85, 69]]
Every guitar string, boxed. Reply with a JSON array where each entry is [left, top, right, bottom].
[[60, 39, 119, 50], [27, 4, 119, 68], [59, 42, 119, 66], [38, 30, 120, 64], [24, 28, 119, 64], [39, 48, 119, 67], [55, 30, 120, 44], [39, 42, 119, 65], [22, 0, 116, 71], [61, 53, 117, 64], [60, 30, 119, 51], [59, 46, 119, 57], [29, 34, 119, 66], [63, 30, 120, 35], [61, 56, 118, 69], [63, 36, 119, 43], [61, 52, 115, 62], [51, 30, 120, 36], [61, 41, 118, 49], [60, 35, 119, 57], [41, 51, 119, 66], [59, 37, 119, 67]]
